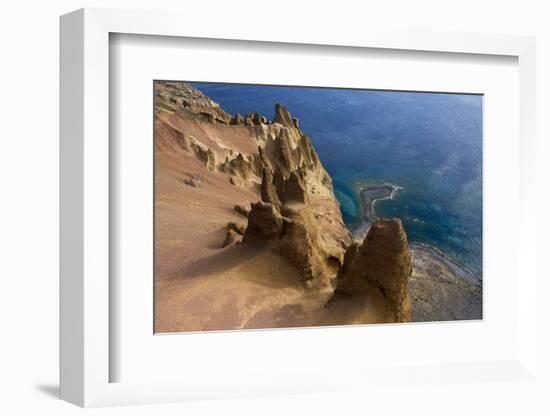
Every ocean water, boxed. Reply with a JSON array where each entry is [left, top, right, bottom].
[[191, 82, 483, 276]]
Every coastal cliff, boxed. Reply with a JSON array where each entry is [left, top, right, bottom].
[[336, 219, 412, 322], [154, 81, 481, 332]]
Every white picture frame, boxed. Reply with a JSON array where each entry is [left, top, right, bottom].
[[60, 7, 537, 407]]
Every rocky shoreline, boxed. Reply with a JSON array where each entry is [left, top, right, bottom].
[[409, 243, 482, 321], [409, 242, 481, 286]]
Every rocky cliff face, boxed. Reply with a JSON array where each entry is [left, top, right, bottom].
[[240, 102, 346, 288], [155, 81, 232, 124], [336, 219, 412, 322], [155, 81, 412, 323]]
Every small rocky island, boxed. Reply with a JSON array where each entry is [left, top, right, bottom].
[[154, 81, 482, 332]]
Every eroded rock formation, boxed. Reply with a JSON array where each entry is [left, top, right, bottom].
[[278, 205, 326, 283], [282, 171, 308, 204], [234, 204, 251, 217], [155, 81, 231, 123], [185, 138, 216, 171], [234, 104, 346, 286], [260, 167, 281, 207], [219, 153, 259, 180], [222, 229, 240, 248], [243, 201, 284, 245], [336, 219, 412, 322], [222, 222, 246, 248], [230, 113, 244, 125], [273, 103, 295, 127]]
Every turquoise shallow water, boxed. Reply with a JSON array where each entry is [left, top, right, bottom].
[[191, 82, 483, 276]]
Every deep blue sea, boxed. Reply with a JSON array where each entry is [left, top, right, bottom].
[[192, 82, 483, 276]]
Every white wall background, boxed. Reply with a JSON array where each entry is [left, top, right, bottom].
[[0, 0, 548, 414]]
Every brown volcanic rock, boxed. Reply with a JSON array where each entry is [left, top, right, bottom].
[[200, 111, 215, 123], [222, 229, 241, 248], [227, 222, 246, 235], [194, 145, 216, 171], [261, 165, 307, 207], [244, 113, 254, 126], [253, 113, 263, 125], [155, 81, 231, 123], [278, 205, 326, 284], [279, 218, 316, 281], [336, 241, 360, 280], [273, 165, 286, 201], [275, 128, 297, 174], [282, 171, 308, 204], [273, 103, 294, 128], [243, 202, 284, 245], [165, 129, 217, 171], [297, 134, 320, 169], [258, 146, 273, 172], [234, 204, 251, 217], [237, 103, 349, 286], [220, 153, 257, 181], [337, 219, 412, 322], [260, 167, 281, 207], [230, 113, 244, 125]]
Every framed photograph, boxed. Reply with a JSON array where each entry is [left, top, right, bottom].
[[60, 8, 537, 407]]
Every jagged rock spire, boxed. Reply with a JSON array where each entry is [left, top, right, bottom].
[[243, 202, 284, 245], [336, 218, 412, 322], [273, 103, 295, 128], [253, 113, 262, 125], [275, 128, 296, 174], [261, 167, 281, 207], [273, 165, 286, 201], [230, 113, 244, 125], [282, 171, 307, 204]]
